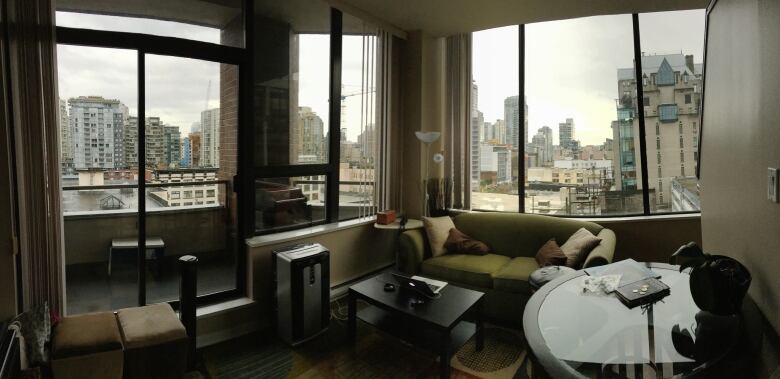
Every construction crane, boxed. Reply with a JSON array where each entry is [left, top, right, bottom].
[[340, 88, 375, 130], [204, 79, 211, 111]]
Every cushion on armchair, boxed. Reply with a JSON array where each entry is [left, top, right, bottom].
[[535, 239, 567, 267], [444, 228, 490, 255], [560, 227, 602, 268], [422, 216, 456, 257]]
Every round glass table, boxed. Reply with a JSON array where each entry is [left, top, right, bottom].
[[522, 263, 739, 379]]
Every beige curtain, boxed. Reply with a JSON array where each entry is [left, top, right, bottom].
[[443, 34, 472, 209], [5, 0, 64, 313]]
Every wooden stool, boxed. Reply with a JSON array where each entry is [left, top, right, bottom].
[[109, 237, 165, 279], [116, 303, 187, 379], [51, 312, 124, 379]]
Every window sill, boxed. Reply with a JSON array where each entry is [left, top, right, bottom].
[[575, 213, 700, 224], [245, 216, 377, 248], [452, 208, 700, 223], [196, 297, 255, 318]]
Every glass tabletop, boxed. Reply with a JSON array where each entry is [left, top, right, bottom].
[[537, 265, 700, 377]]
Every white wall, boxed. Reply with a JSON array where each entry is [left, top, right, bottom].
[[700, 0, 780, 375]]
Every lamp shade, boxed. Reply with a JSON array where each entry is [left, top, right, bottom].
[[415, 131, 441, 144]]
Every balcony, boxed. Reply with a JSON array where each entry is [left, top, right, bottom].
[[63, 178, 376, 314], [62, 180, 237, 314]]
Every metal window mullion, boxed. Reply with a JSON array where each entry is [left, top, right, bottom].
[[326, 8, 343, 222], [137, 50, 147, 306], [237, 0, 253, 295], [632, 14, 651, 215], [518, 24, 526, 213]]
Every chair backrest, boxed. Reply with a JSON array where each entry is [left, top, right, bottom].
[[453, 212, 603, 259]]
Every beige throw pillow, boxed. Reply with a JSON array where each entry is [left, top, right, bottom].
[[560, 228, 602, 268], [422, 216, 456, 257]]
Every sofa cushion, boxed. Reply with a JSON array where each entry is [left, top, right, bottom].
[[535, 239, 567, 267], [52, 311, 123, 360], [492, 257, 539, 294], [444, 227, 490, 255], [423, 216, 456, 257], [560, 227, 602, 268], [421, 253, 510, 288], [453, 212, 604, 259]]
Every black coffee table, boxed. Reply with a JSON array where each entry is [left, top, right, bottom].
[[348, 273, 485, 379]]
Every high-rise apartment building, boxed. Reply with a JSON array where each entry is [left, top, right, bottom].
[[479, 143, 512, 184], [294, 107, 325, 163], [502, 95, 528, 149], [68, 96, 126, 169], [612, 53, 702, 208], [482, 121, 493, 142], [471, 82, 482, 189], [493, 119, 506, 144], [503, 96, 519, 149], [559, 118, 575, 150], [531, 126, 554, 166], [113, 104, 129, 168], [163, 125, 181, 167], [357, 124, 375, 161], [180, 137, 191, 168], [58, 98, 74, 174], [189, 132, 201, 168], [200, 108, 220, 168], [124, 116, 164, 169]]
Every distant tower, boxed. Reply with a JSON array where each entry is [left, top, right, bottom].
[[68, 96, 126, 169], [200, 108, 220, 168], [559, 118, 575, 149]]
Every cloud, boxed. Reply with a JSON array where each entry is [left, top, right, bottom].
[[473, 10, 705, 147]]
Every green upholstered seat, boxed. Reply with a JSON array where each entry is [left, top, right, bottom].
[[421, 254, 511, 288], [491, 257, 538, 294], [452, 212, 604, 259], [398, 212, 616, 324]]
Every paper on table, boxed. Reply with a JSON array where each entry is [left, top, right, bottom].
[[584, 258, 660, 287], [581, 274, 622, 294]]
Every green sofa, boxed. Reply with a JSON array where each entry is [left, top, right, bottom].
[[398, 212, 616, 325]]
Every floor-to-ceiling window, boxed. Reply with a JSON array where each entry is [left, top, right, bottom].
[[56, 4, 244, 313], [639, 10, 705, 213], [251, 0, 379, 234], [524, 14, 639, 216], [468, 9, 705, 216], [470, 26, 520, 212]]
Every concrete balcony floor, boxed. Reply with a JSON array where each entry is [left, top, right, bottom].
[[65, 254, 236, 315]]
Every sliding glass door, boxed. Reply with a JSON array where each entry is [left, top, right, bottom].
[[56, 12, 245, 314]]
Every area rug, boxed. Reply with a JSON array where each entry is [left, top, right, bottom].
[[200, 301, 531, 379]]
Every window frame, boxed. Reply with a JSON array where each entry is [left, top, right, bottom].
[[499, 11, 705, 218], [249, 8, 374, 235], [56, 9, 247, 308]]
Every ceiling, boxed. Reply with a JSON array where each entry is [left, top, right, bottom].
[[57, 0, 241, 28], [333, 0, 710, 37], [57, 0, 372, 35]]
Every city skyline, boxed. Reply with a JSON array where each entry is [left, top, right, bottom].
[[56, 11, 376, 144], [472, 10, 705, 146], [58, 95, 220, 172]]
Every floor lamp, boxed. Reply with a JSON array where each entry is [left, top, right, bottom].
[[415, 131, 441, 217]]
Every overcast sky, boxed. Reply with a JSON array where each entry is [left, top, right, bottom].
[[473, 9, 705, 146], [57, 10, 703, 146], [56, 11, 374, 141]]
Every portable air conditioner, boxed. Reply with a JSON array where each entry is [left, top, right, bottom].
[[273, 243, 330, 346]]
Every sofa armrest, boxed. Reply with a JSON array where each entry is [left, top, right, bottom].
[[398, 229, 429, 274], [583, 228, 616, 269]]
